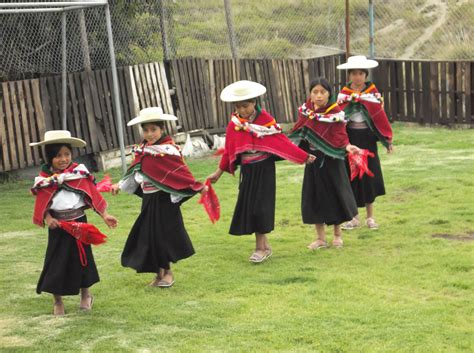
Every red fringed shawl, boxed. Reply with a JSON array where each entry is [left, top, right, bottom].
[[126, 136, 204, 197], [32, 163, 107, 227], [338, 83, 393, 146], [219, 109, 308, 173], [290, 100, 349, 159]]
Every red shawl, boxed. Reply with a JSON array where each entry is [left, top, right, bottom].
[[338, 83, 393, 144], [291, 100, 349, 148], [32, 163, 107, 227], [127, 136, 204, 196], [219, 109, 308, 173]]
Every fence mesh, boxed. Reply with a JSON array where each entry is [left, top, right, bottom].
[[1, 0, 472, 81]]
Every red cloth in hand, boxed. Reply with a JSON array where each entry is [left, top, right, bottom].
[[96, 175, 112, 192], [198, 179, 220, 224], [347, 149, 375, 181], [59, 221, 107, 245]]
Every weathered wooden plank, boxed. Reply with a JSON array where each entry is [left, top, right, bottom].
[[23, 80, 40, 165], [389, 61, 398, 121], [101, 70, 118, 148], [0, 87, 11, 171], [455, 62, 464, 123], [447, 62, 456, 124], [396, 61, 406, 121], [189, 58, 205, 129], [116, 67, 135, 145], [404, 61, 414, 121], [421, 61, 431, 124], [464, 62, 471, 125], [80, 72, 100, 152], [208, 60, 219, 129], [439, 62, 448, 124], [49, 77, 61, 130], [87, 72, 107, 151], [148, 63, 161, 108], [17, 81, 34, 166], [3, 83, 19, 169], [39, 78, 54, 131], [10, 82, 27, 168], [74, 72, 92, 154], [94, 70, 112, 149], [412, 61, 422, 123], [31, 79, 46, 151], [430, 62, 440, 124], [170, 60, 187, 131], [67, 74, 83, 144]]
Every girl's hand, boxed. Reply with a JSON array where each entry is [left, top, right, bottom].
[[387, 143, 394, 154], [207, 169, 223, 184], [200, 185, 209, 194], [45, 214, 60, 230], [111, 183, 120, 196], [102, 213, 118, 228], [305, 154, 316, 164], [346, 144, 361, 155]]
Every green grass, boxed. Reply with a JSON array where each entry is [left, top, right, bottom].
[[1, 123, 473, 352]]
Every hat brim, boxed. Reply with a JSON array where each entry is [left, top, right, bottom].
[[337, 60, 379, 70], [30, 137, 86, 148], [127, 114, 178, 126], [220, 84, 267, 102]]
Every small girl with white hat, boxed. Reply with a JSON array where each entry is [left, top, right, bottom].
[[30, 130, 118, 315], [208, 80, 315, 263], [111, 107, 207, 288], [336, 56, 394, 230]]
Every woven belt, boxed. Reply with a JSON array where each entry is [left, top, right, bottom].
[[348, 121, 369, 129], [50, 208, 85, 221]]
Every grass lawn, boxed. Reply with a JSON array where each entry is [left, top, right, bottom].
[[0, 123, 473, 352]]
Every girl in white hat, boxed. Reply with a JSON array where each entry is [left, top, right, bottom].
[[111, 107, 207, 288], [208, 80, 315, 263], [30, 130, 118, 315], [336, 56, 394, 230]]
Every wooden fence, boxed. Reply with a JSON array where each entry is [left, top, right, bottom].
[[1, 55, 472, 172]]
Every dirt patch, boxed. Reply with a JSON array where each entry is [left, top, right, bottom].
[[432, 232, 474, 241]]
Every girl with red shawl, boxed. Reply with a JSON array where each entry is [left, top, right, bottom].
[[208, 80, 315, 263], [336, 56, 394, 230], [111, 107, 207, 288], [30, 131, 118, 315], [290, 78, 359, 249]]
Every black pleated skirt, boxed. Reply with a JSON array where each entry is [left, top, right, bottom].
[[121, 191, 195, 273], [346, 128, 386, 207], [229, 158, 276, 235], [37, 215, 100, 296], [302, 151, 358, 225]]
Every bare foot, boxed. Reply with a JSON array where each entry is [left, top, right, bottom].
[[307, 240, 328, 250], [79, 295, 94, 310]]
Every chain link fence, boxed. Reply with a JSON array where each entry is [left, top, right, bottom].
[[1, 0, 472, 81]]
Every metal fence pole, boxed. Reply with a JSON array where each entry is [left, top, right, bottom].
[[224, 0, 238, 59], [345, 0, 350, 58], [105, 3, 127, 174], [369, 0, 375, 59], [61, 10, 67, 130]]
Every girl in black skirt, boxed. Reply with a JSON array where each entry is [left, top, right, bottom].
[[30, 130, 117, 315], [290, 78, 359, 249], [336, 56, 394, 230], [208, 80, 315, 262], [112, 107, 206, 288]]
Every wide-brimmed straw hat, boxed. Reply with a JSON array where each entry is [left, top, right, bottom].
[[127, 107, 177, 127], [337, 55, 379, 70], [220, 80, 267, 102], [30, 130, 86, 147]]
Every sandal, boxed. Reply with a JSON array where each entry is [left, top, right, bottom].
[[307, 240, 328, 250], [249, 251, 268, 263], [332, 238, 344, 248], [341, 218, 361, 230], [366, 218, 379, 230], [79, 295, 94, 311]]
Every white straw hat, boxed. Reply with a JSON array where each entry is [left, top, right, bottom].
[[30, 130, 86, 147], [220, 80, 267, 102], [127, 107, 177, 126], [337, 55, 379, 70]]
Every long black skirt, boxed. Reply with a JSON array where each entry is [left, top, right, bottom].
[[229, 158, 276, 235], [37, 215, 100, 296], [302, 151, 358, 225], [347, 128, 386, 207], [121, 191, 195, 273]]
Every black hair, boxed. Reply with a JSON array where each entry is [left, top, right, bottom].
[[309, 77, 332, 98], [348, 68, 369, 77], [44, 143, 72, 166], [235, 98, 257, 105], [141, 121, 165, 130]]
